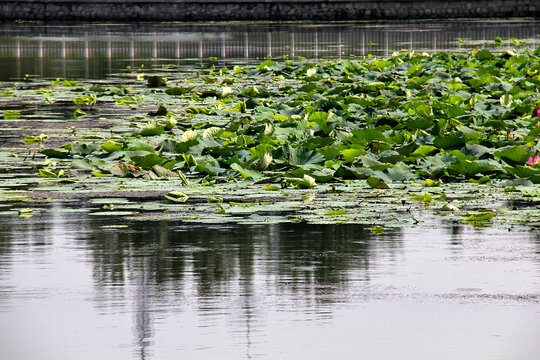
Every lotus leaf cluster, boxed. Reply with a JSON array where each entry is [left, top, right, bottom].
[[9, 47, 540, 189]]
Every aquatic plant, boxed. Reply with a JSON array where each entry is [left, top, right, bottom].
[[3, 43, 540, 227], [37, 47, 540, 186]]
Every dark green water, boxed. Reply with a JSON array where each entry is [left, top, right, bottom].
[[1, 20, 540, 359]]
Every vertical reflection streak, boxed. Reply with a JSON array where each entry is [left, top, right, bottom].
[[134, 269, 151, 360], [1, 21, 540, 80]]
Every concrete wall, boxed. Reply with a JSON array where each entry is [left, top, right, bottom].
[[1, 0, 538, 21]]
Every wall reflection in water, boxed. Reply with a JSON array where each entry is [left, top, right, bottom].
[[91, 221, 401, 359], [1, 20, 539, 80]]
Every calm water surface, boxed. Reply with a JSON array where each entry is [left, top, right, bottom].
[[1, 19, 540, 80], [0, 206, 539, 359]]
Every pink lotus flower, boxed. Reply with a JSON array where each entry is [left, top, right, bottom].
[[535, 108, 540, 117], [527, 154, 540, 166]]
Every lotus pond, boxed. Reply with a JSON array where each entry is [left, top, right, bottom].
[[2, 42, 540, 230], [1, 28, 540, 360]]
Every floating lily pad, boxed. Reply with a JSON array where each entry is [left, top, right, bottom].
[[164, 191, 189, 203]]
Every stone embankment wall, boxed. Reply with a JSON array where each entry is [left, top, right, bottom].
[[1, 0, 538, 21]]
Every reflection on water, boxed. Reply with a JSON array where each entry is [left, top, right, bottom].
[[0, 204, 539, 359], [1, 20, 540, 80]]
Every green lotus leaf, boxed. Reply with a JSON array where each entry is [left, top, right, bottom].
[[140, 121, 165, 136], [165, 87, 193, 95], [494, 146, 530, 165], [366, 176, 390, 189], [274, 144, 325, 169], [410, 145, 439, 158], [371, 226, 385, 234], [433, 134, 466, 149], [433, 71, 452, 81], [386, 163, 418, 181], [164, 191, 189, 203], [72, 158, 113, 172], [147, 76, 167, 87], [40, 148, 70, 159], [131, 154, 166, 168], [307, 111, 334, 135], [475, 49, 495, 61], [4, 110, 21, 119], [150, 165, 179, 178], [341, 148, 364, 163], [100, 140, 124, 153], [325, 209, 349, 216], [73, 109, 87, 118], [448, 159, 496, 177], [462, 211, 495, 222], [39, 168, 64, 178], [231, 163, 263, 180], [110, 163, 144, 177], [287, 174, 317, 189]]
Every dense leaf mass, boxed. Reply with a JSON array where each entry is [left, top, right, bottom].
[[38, 48, 540, 186]]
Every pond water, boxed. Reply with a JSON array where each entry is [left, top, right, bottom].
[[1, 19, 540, 359], [0, 206, 539, 360], [1, 19, 540, 80]]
